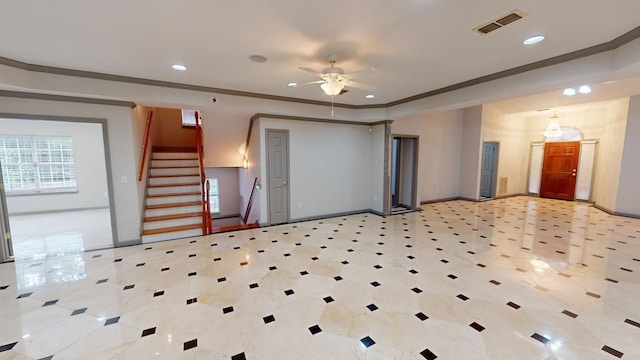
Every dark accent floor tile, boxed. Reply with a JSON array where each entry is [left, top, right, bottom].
[[586, 291, 601, 299], [92, 254, 102, 258], [440, 259, 449, 264], [0, 342, 17, 352], [136, 263, 145, 267], [285, 289, 295, 296], [123, 284, 135, 290], [71, 307, 87, 316], [415, 312, 429, 321], [188, 272, 196, 277], [409, 269, 418, 274], [407, 255, 415, 259], [309, 325, 322, 335], [341, 260, 349, 265], [43, 299, 58, 307], [154, 291, 165, 297], [113, 258, 123, 262], [218, 277, 227, 283], [624, 318, 640, 328], [183, 338, 197, 351], [605, 278, 619, 283], [367, 304, 378, 311], [371, 281, 381, 287], [214, 257, 222, 262], [447, 274, 458, 279], [490, 279, 501, 285], [477, 263, 486, 268], [507, 301, 521, 309], [457, 294, 469, 301], [601, 345, 623, 358], [311, 257, 319, 261], [360, 336, 375, 348], [166, 250, 174, 254], [333, 276, 343, 281], [469, 322, 485, 332], [374, 265, 383, 269], [231, 353, 247, 360], [269, 266, 277, 270], [186, 297, 197, 305], [38, 356, 53, 360], [412, 287, 423, 294], [223, 306, 234, 314], [249, 283, 259, 289], [283, 253, 291, 257], [300, 271, 309, 276], [420, 348, 438, 359], [17, 292, 33, 299], [104, 316, 120, 326], [161, 267, 170, 272], [323, 296, 334, 303], [0, 285, 8, 290], [531, 333, 550, 344], [142, 327, 156, 337], [96, 279, 108, 284], [562, 310, 578, 318], [263, 315, 275, 324]]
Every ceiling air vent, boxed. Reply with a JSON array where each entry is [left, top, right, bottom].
[[474, 10, 527, 35]]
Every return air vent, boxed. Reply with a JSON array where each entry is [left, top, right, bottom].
[[474, 10, 527, 35]]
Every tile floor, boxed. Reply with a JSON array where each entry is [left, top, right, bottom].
[[0, 196, 639, 359]]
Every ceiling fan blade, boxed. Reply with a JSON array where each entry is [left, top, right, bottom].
[[345, 80, 376, 91], [297, 80, 326, 86], [298, 67, 323, 77], [344, 66, 379, 76]]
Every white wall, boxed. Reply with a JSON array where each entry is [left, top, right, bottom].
[[368, 124, 386, 213], [481, 105, 527, 196], [204, 167, 240, 217], [256, 117, 374, 224], [0, 118, 109, 214], [131, 105, 154, 217], [615, 95, 640, 215], [391, 109, 464, 203], [460, 106, 483, 200], [0, 97, 141, 244], [240, 121, 262, 224]]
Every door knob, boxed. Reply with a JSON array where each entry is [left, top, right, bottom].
[[283, 180, 288, 186]]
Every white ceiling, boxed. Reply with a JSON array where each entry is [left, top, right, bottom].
[[1, 0, 640, 107]]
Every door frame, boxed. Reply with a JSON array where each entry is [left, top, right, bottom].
[[480, 141, 500, 199], [0, 167, 11, 262], [389, 135, 419, 212], [265, 129, 290, 225]]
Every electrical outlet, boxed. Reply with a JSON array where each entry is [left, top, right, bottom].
[[120, 176, 127, 184]]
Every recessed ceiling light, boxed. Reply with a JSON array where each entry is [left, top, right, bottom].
[[365, 94, 375, 99], [523, 34, 545, 45], [249, 54, 268, 63], [287, 82, 298, 87], [171, 64, 187, 71], [563, 88, 576, 96], [578, 85, 592, 94]]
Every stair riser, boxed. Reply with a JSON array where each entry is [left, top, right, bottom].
[[148, 185, 201, 196], [150, 167, 199, 177], [142, 228, 204, 243], [151, 159, 199, 168], [147, 195, 201, 206], [153, 152, 197, 160], [145, 205, 203, 218], [143, 217, 202, 231], [149, 176, 200, 186]]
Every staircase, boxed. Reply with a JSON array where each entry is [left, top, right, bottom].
[[141, 149, 205, 243]]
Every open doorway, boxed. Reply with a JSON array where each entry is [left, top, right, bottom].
[[480, 141, 499, 200], [0, 117, 114, 262], [391, 136, 418, 214]]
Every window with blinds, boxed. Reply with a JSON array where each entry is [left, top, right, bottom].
[[0, 135, 77, 193], [207, 178, 220, 214]]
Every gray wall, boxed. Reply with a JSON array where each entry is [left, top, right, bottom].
[[204, 167, 241, 217]]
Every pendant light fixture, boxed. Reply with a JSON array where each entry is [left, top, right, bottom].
[[543, 111, 564, 137]]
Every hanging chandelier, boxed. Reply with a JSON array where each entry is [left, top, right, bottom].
[[543, 112, 564, 137]]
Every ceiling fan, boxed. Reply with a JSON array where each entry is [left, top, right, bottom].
[[297, 55, 377, 96]]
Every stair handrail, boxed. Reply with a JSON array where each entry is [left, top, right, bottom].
[[137, 110, 154, 181], [242, 177, 258, 224], [194, 111, 211, 235]]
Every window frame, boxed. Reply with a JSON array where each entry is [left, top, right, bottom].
[[206, 177, 220, 214], [0, 135, 78, 195]]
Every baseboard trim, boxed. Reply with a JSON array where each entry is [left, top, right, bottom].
[[420, 197, 461, 204], [594, 204, 640, 219], [212, 213, 241, 220], [289, 209, 378, 224], [9, 206, 110, 216]]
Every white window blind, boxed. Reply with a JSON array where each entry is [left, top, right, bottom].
[[207, 178, 220, 213], [0, 135, 77, 193]]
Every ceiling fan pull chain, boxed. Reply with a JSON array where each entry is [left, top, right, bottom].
[[331, 95, 335, 116]]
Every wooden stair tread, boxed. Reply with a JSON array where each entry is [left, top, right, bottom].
[[146, 201, 201, 210], [153, 147, 197, 153], [151, 166, 199, 169], [152, 158, 198, 161], [149, 174, 199, 178], [148, 182, 200, 188], [213, 223, 260, 233], [144, 212, 202, 222], [147, 192, 201, 198], [141, 223, 202, 236]]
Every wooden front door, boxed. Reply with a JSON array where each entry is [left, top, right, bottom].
[[540, 141, 580, 200]]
